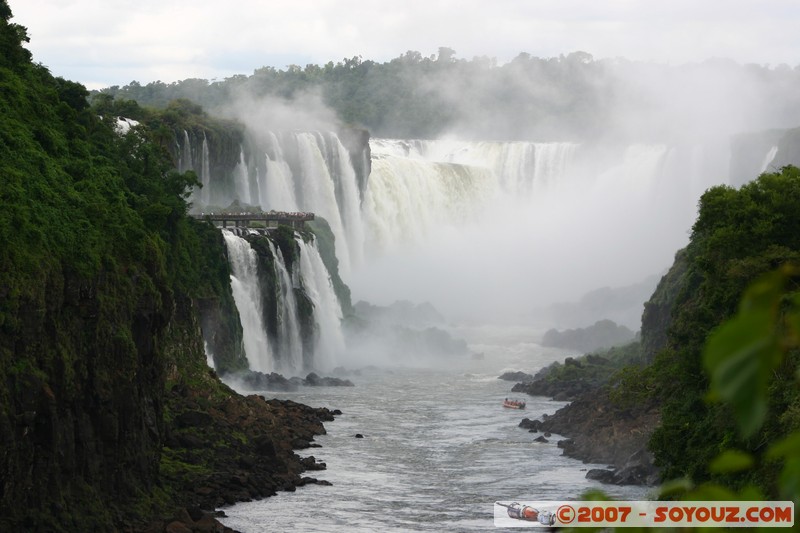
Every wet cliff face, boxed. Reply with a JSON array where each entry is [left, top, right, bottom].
[[0, 257, 171, 530], [639, 249, 690, 362], [195, 227, 249, 375], [337, 127, 372, 199]]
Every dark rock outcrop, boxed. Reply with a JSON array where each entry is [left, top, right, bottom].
[[640, 249, 689, 362], [512, 378, 597, 402], [519, 418, 544, 431], [337, 127, 372, 199], [236, 371, 299, 391], [529, 387, 660, 486], [162, 389, 337, 513], [233, 370, 355, 391], [303, 372, 354, 387]]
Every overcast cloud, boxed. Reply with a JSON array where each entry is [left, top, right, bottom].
[[8, 0, 800, 89]]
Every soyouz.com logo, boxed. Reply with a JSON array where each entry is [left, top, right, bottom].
[[493, 501, 794, 528]]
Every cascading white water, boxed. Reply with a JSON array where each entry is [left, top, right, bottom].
[[531, 143, 578, 194], [594, 144, 669, 198], [760, 146, 779, 173], [259, 132, 299, 211], [327, 133, 366, 268], [233, 146, 251, 205], [179, 130, 193, 174], [189, 128, 724, 322], [369, 138, 577, 194], [192, 131, 365, 275], [221, 229, 346, 375], [295, 236, 345, 372], [363, 151, 495, 253], [222, 230, 274, 373], [362, 139, 579, 254], [353, 138, 727, 321], [203, 341, 215, 370], [293, 133, 353, 276], [200, 133, 211, 206], [267, 240, 304, 374]]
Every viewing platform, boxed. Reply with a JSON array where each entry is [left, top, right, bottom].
[[190, 211, 315, 230]]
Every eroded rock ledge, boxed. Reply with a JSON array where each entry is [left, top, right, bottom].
[[140, 381, 340, 532], [518, 384, 660, 486]]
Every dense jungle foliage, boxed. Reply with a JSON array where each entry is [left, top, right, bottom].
[[642, 167, 800, 499], [3, 0, 800, 526], [99, 48, 800, 141], [0, 3, 244, 529]]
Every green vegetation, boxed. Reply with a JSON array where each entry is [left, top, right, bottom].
[[542, 342, 643, 382], [4, 0, 800, 524], [308, 217, 353, 315], [659, 264, 800, 506], [534, 167, 800, 504], [0, 3, 247, 529], [98, 50, 800, 141], [645, 167, 800, 492], [92, 93, 245, 183]]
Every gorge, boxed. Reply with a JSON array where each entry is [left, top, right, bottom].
[[4, 1, 800, 529]]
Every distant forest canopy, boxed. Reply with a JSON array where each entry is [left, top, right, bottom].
[[98, 48, 800, 141]]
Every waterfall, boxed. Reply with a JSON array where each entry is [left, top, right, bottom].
[[179, 130, 193, 174], [233, 146, 251, 205], [362, 139, 579, 253], [260, 133, 298, 211], [200, 133, 211, 206], [203, 341, 215, 370], [760, 146, 779, 173], [369, 138, 577, 194], [194, 130, 366, 274], [293, 132, 352, 275], [195, 126, 726, 334], [594, 144, 669, 198], [363, 151, 494, 253], [420, 140, 537, 193], [296, 236, 345, 372], [532, 143, 578, 193], [267, 240, 304, 374], [222, 230, 274, 373], [222, 229, 345, 375], [327, 132, 365, 268], [351, 138, 729, 321]]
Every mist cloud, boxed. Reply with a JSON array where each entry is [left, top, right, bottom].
[[222, 87, 341, 134]]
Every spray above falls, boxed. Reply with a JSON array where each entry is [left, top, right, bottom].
[[180, 126, 731, 322]]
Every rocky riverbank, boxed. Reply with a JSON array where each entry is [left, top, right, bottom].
[[231, 370, 355, 391], [136, 377, 340, 533], [519, 388, 659, 485], [508, 356, 660, 486]]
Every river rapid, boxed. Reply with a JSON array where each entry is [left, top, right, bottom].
[[220, 325, 651, 532]]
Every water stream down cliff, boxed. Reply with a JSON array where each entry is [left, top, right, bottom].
[[183, 127, 738, 373]]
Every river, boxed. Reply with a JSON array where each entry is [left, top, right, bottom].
[[219, 325, 652, 532]]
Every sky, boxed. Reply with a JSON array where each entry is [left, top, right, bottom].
[[9, 0, 800, 90]]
